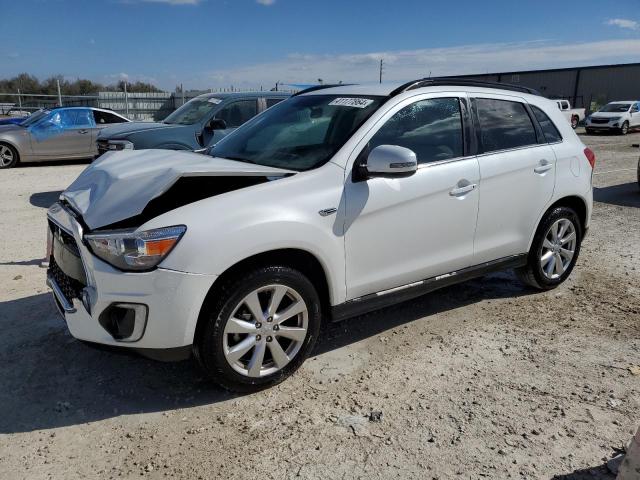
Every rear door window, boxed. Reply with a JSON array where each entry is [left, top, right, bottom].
[[474, 98, 538, 153], [94, 110, 126, 124], [216, 100, 258, 128], [530, 105, 562, 143]]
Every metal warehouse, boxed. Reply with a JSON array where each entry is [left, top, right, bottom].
[[456, 62, 640, 113]]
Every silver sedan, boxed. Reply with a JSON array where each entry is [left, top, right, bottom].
[[0, 107, 130, 168]]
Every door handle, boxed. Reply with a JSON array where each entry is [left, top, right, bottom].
[[449, 183, 477, 196], [534, 159, 552, 174], [78, 129, 88, 134]]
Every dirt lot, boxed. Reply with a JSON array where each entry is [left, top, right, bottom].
[[0, 130, 638, 480]]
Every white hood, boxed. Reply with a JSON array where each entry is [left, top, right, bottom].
[[61, 149, 295, 229]]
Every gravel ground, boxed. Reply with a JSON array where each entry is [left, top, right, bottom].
[[0, 130, 638, 479]]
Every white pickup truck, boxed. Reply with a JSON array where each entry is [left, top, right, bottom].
[[555, 99, 585, 129]]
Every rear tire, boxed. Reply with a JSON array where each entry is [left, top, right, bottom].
[[0, 143, 19, 169], [516, 207, 582, 290], [194, 266, 321, 392]]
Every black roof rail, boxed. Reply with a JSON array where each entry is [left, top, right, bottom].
[[292, 84, 355, 96], [389, 77, 541, 97]]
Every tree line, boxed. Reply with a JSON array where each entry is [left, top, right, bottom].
[[0, 73, 163, 96]]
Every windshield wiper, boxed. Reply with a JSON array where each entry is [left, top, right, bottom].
[[220, 155, 257, 165]]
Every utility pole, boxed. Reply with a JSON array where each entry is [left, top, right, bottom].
[[124, 81, 129, 118], [379, 58, 384, 84], [56, 79, 62, 106]]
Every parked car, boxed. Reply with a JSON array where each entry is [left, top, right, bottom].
[[46, 79, 593, 391], [0, 116, 28, 126], [585, 101, 640, 135], [96, 92, 290, 156], [554, 99, 585, 129], [0, 107, 130, 169]]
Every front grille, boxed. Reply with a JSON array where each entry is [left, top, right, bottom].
[[49, 257, 85, 303], [49, 221, 80, 257], [591, 118, 610, 124]]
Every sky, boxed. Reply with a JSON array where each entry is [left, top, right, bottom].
[[1, 0, 640, 91]]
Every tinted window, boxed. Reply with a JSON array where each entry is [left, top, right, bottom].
[[266, 98, 285, 108], [94, 110, 126, 124], [216, 100, 258, 128], [475, 98, 537, 152], [368, 98, 463, 164], [531, 105, 562, 143]]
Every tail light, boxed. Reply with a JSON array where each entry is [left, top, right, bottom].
[[584, 147, 596, 169]]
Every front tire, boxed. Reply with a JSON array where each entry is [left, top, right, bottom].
[[194, 266, 321, 392], [571, 116, 579, 129], [620, 121, 629, 135], [0, 143, 19, 169], [516, 207, 582, 290]]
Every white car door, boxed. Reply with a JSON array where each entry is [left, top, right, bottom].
[[470, 95, 556, 264], [343, 94, 480, 299]]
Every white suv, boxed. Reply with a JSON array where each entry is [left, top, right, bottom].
[[47, 79, 594, 391], [585, 101, 640, 135]]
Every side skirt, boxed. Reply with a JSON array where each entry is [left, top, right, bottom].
[[330, 254, 527, 322]]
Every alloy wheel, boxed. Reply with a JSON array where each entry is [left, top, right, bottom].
[[539, 218, 577, 280], [0, 145, 14, 167], [222, 284, 309, 377]]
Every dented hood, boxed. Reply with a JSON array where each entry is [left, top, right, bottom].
[[61, 149, 295, 230]]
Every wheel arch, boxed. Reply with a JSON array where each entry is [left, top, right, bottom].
[[193, 248, 332, 345], [529, 195, 588, 250], [0, 140, 21, 163]]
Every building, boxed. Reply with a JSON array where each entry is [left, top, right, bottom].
[[455, 62, 640, 113]]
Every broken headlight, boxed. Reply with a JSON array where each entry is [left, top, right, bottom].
[[85, 225, 186, 271]]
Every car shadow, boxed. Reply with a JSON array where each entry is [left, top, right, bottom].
[[0, 270, 533, 434], [29, 190, 63, 209], [594, 182, 640, 208], [18, 159, 91, 168], [551, 463, 615, 479]]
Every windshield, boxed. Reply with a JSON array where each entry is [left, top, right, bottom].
[[163, 97, 222, 125], [210, 94, 385, 171], [21, 109, 49, 127], [599, 103, 631, 113]]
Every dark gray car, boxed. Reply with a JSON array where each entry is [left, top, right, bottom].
[[96, 92, 289, 156]]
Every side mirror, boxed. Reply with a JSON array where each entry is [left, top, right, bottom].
[[362, 145, 418, 179], [206, 118, 227, 130]]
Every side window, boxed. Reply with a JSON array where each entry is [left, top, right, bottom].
[[474, 98, 538, 153], [266, 98, 285, 108], [74, 109, 95, 128], [216, 100, 258, 128], [531, 105, 562, 143], [368, 97, 463, 165], [94, 110, 126, 124], [631, 103, 639, 113]]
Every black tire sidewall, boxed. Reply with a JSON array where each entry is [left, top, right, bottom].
[[621, 122, 629, 135], [0, 143, 18, 169], [196, 266, 321, 392], [528, 207, 582, 289]]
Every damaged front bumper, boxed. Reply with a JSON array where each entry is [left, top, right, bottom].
[[46, 202, 216, 355]]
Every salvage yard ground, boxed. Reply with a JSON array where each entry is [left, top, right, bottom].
[[0, 130, 638, 479]]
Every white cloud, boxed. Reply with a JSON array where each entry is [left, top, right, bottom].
[[201, 39, 640, 89], [606, 18, 639, 30], [256, 0, 275, 4]]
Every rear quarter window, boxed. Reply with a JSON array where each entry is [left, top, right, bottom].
[[531, 105, 562, 143]]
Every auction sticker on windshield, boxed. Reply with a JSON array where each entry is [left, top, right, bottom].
[[328, 98, 374, 108], [207, 98, 223, 104]]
